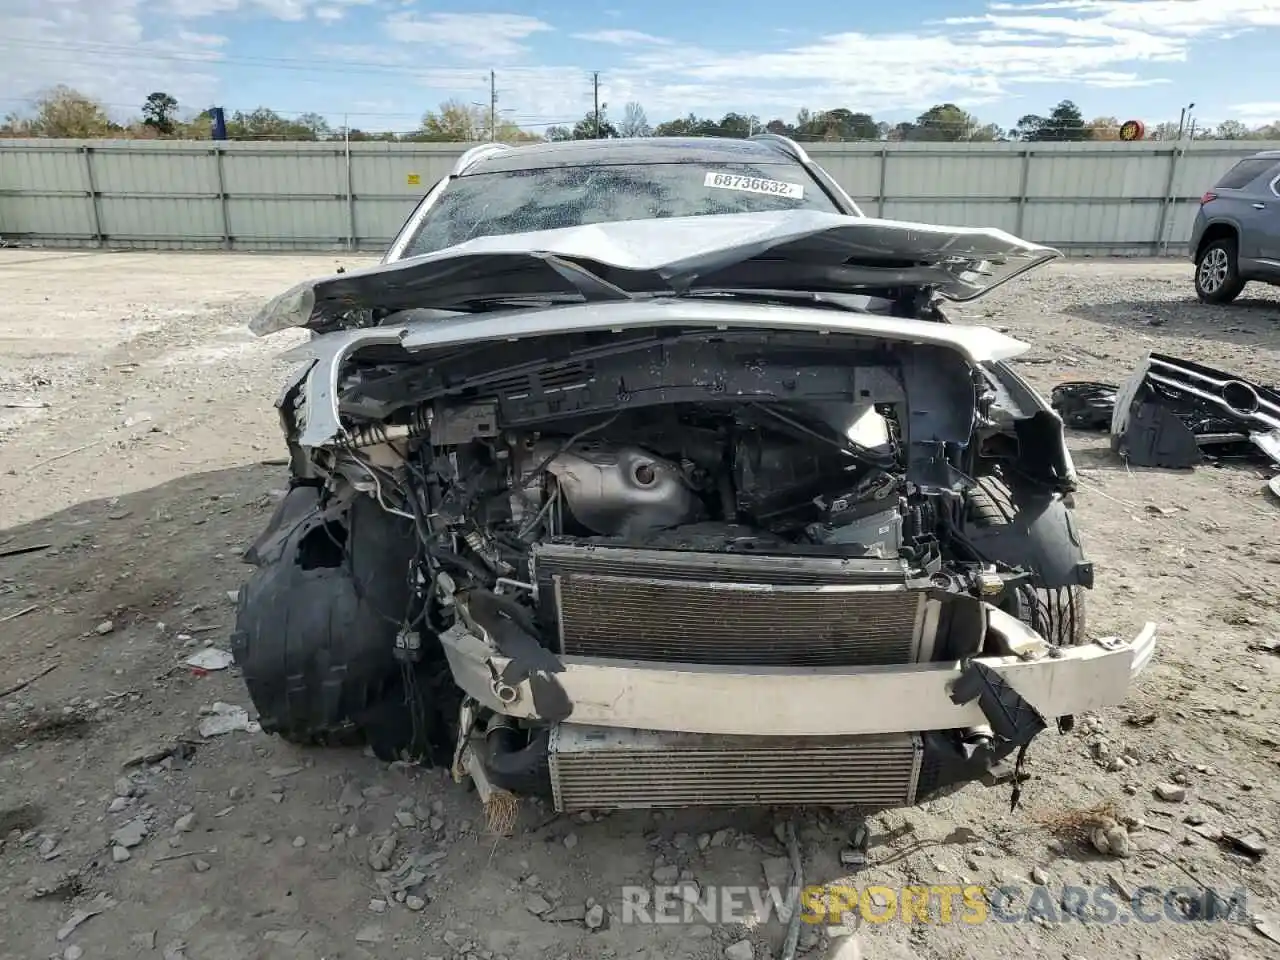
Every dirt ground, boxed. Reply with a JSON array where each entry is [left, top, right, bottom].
[[1, 249, 1279, 960]]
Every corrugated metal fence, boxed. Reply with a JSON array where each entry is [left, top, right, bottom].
[[2, 138, 1277, 255]]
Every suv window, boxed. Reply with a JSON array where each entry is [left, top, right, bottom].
[[1214, 158, 1277, 190], [400, 161, 840, 259]]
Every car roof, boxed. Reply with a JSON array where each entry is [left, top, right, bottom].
[[1245, 150, 1280, 161], [459, 136, 803, 175]]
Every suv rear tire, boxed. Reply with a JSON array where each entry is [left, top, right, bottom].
[[1195, 236, 1245, 305]]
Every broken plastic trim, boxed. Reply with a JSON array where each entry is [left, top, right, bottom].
[[454, 590, 572, 723], [949, 659, 1049, 811], [949, 660, 1048, 747], [1051, 382, 1118, 431], [1110, 353, 1280, 469]]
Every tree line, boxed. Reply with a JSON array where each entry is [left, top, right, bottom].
[[4, 86, 1280, 143]]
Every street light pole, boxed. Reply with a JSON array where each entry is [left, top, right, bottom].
[[1176, 101, 1195, 140], [593, 72, 601, 138]]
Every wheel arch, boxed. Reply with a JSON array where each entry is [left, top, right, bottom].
[[963, 475, 1094, 591], [1195, 220, 1239, 262]]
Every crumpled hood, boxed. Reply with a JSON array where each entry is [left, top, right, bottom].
[[251, 209, 1060, 336]]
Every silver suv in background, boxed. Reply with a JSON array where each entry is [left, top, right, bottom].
[[1191, 151, 1280, 304]]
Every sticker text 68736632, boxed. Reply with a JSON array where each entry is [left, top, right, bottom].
[[703, 171, 805, 199]]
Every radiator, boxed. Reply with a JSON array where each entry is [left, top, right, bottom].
[[548, 724, 923, 811], [531, 542, 934, 666]]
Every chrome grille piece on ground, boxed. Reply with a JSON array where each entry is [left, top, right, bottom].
[[531, 542, 933, 666], [548, 724, 924, 811]]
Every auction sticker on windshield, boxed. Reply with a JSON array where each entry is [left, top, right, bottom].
[[703, 171, 805, 199]]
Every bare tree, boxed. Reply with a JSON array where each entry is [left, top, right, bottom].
[[411, 99, 538, 143], [3, 86, 112, 138], [1214, 119, 1251, 140], [417, 99, 485, 141], [1086, 116, 1120, 140], [619, 102, 652, 138]]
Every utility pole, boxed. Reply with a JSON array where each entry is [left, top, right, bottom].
[[593, 71, 600, 139], [489, 70, 497, 142], [1176, 102, 1195, 141]]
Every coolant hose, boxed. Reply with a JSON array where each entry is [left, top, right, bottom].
[[478, 721, 551, 794]]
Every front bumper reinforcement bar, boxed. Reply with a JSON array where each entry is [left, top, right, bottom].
[[440, 621, 1157, 737]]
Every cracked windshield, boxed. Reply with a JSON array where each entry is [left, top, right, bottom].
[[403, 161, 842, 257]]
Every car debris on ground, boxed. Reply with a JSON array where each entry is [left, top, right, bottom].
[[1054, 352, 1280, 472], [182, 648, 234, 671], [195, 702, 259, 737]]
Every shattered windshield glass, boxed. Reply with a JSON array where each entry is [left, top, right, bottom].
[[401, 162, 842, 259]]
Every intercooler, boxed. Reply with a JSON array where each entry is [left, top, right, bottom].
[[549, 724, 924, 811], [531, 542, 936, 666]]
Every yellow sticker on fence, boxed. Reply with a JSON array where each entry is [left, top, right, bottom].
[[407, 173, 421, 186]]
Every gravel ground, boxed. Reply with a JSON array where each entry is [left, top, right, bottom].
[[1, 249, 1279, 960]]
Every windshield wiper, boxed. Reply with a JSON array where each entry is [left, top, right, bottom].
[[432, 294, 587, 313], [678, 288, 877, 314], [429, 256, 641, 313], [539, 254, 636, 301]]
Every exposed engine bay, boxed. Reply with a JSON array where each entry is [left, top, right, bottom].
[[243, 320, 1117, 812], [290, 329, 1035, 664], [382, 402, 913, 565]]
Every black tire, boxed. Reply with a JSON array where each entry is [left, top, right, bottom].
[[230, 494, 451, 762], [1194, 236, 1245, 305], [967, 476, 1086, 647]]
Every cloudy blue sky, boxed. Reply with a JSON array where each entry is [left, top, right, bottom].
[[2, 0, 1279, 132]]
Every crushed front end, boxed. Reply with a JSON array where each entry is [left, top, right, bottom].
[[247, 293, 1154, 814]]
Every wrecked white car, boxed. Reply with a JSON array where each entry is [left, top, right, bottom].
[[232, 136, 1155, 814]]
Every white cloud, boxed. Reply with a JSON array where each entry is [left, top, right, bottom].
[[177, 30, 227, 47], [0, 0, 222, 115], [571, 29, 669, 46], [168, 0, 239, 16], [383, 12, 551, 60], [990, 0, 1280, 34], [164, 0, 371, 20], [1231, 101, 1280, 124], [312, 0, 374, 22], [4, 0, 1280, 132], [536, 0, 1280, 119]]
